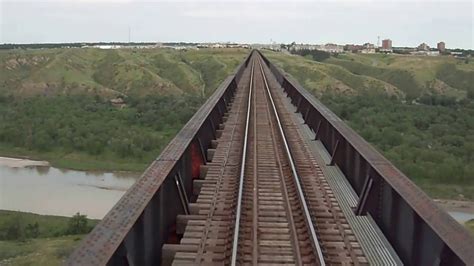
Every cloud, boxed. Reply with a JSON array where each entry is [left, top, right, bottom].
[[1, 0, 472, 48], [179, 2, 312, 20]]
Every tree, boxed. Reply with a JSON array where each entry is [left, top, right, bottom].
[[67, 212, 89, 235], [25, 222, 40, 238]]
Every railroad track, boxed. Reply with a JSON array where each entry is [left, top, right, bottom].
[[165, 54, 368, 265]]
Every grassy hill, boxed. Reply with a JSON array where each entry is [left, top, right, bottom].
[[0, 48, 248, 98], [263, 52, 403, 98], [264, 51, 474, 100]]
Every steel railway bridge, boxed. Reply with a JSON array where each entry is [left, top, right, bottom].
[[67, 51, 474, 265]]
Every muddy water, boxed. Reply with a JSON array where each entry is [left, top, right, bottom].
[[0, 162, 139, 219]]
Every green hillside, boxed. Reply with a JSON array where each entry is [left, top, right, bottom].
[[263, 52, 403, 98], [0, 48, 247, 98], [264, 51, 473, 100]]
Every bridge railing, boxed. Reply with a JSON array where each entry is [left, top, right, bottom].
[[66, 52, 252, 266], [258, 51, 473, 265]]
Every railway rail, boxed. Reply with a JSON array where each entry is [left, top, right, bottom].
[[168, 54, 368, 265], [68, 50, 474, 266]]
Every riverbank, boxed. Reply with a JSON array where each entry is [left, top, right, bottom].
[[435, 199, 474, 214], [0, 156, 49, 168], [0, 145, 147, 173]]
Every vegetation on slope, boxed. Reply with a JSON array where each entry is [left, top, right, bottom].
[[0, 210, 97, 265], [0, 48, 247, 98], [0, 94, 204, 171], [326, 58, 422, 99], [264, 52, 402, 97], [322, 93, 474, 199], [0, 48, 247, 171], [436, 63, 474, 99]]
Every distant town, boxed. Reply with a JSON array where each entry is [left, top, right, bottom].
[[1, 39, 472, 58]]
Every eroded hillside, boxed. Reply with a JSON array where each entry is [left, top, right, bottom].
[[264, 50, 474, 100], [0, 48, 248, 98]]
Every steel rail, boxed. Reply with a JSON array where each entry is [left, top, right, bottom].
[[262, 66, 304, 265], [257, 57, 326, 266], [230, 57, 255, 266]]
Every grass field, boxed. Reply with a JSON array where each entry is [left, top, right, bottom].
[[0, 210, 98, 265], [0, 210, 99, 240], [0, 235, 85, 265]]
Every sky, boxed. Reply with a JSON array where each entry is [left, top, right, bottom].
[[1, 0, 473, 49]]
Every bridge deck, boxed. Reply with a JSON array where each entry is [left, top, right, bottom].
[[166, 53, 396, 265]]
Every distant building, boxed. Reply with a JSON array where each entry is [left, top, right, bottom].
[[410, 50, 439, 56], [344, 44, 363, 53], [380, 39, 393, 52], [437, 42, 446, 52], [382, 39, 392, 50], [292, 43, 320, 51], [450, 51, 464, 58], [417, 43, 430, 51], [320, 43, 344, 53], [361, 43, 376, 54]]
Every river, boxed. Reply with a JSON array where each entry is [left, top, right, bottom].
[[0, 159, 139, 219], [1, 157, 473, 225]]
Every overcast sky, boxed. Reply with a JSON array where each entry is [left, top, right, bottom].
[[1, 0, 473, 49]]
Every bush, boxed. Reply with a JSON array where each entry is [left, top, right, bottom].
[[66, 213, 89, 235], [25, 223, 40, 238], [436, 64, 474, 98], [290, 49, 331, 62], [327, 60, 422, 99], [321, 93, 474, 188], [0, 94, 203, 162]]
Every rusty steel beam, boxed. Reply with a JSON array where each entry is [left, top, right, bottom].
[[66, 52, 252, 266], [258, 51, 474, 266]]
